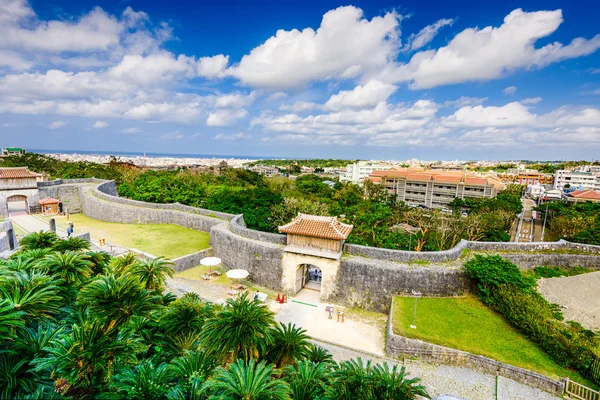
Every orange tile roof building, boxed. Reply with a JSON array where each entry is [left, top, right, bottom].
[[564, 189, 600, 203], [368, 168, 505, 209]]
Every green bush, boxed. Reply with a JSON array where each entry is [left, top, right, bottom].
[[532, 266, 591, 279], [464, 254, 535, 303]]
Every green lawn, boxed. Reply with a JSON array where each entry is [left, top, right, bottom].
[[41, 214, 210, 259], [392, 295, 585, 382]]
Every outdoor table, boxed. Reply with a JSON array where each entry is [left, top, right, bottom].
[[231, 284, 247, 291], [325, 306, 334, 319], [206, 271, 220, 277]]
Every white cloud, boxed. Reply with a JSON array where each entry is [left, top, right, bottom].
[[324, 80, 397, 110], [521, 97, 542, 104], [160, 130, 184, 139], [503, 86, 517, 95], [214, 132, 251, 140], [404, 18, 454, 52], [214, 91, 256, 108], [443, 102, 536, 128], [387, 8, 600, 89], [92, 120, 108, 128], [206, 109, 248, 127], [196, 54, 229, 78], [266, 92, 288, 101], [592, 68, 600, 74], [48, 120, 66, 129], [121, 127, 141, 134], [279, 101, 323, 113], [227, 6, 402, 89]]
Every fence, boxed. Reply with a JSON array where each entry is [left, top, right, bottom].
[[587, 355, 600, 386], [564, 379, 600, 400]]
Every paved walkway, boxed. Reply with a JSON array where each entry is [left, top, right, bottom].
[[315, 340, 560, 400], [11, 213, 67, 238]]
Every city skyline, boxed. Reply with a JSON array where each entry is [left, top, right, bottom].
[[0, 0, 599, 160]]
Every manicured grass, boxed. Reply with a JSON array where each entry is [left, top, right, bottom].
[[41, 214, 210, 259], [392, 295, 583, 381]]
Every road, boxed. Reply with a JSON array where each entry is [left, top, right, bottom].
[[514, 199, 537, 242], [11, 213, 68, 238]]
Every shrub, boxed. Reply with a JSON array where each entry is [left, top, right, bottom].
[[532, 266, 591, 279], [464, 255, 535, 303]]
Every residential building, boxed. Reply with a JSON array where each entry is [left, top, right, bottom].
[[368, 168, 504, 209], [554, 170, 600, 191], [1, 147, 26, 156], [340, 161, 394, 184], [563, 189, 600, 203]]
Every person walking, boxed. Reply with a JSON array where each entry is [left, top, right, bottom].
[[67, 222, 74, 237]]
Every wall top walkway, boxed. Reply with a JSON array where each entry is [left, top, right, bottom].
[[52, 179, 600, 264]]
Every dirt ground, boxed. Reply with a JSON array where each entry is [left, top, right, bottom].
[[537, 271, 600, 330]]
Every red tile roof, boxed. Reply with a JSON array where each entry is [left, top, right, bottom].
[[434, 175, 462, 184], [38, 197, 60, 205], [568, 190, 600, 200], [0, 167, 41, 179], [278, 213, 353, 240]]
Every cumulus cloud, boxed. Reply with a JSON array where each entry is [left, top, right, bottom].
[[206, 109, 248, 126], [48, 120, 66, 129], [279, 101, 323, 113], [227, 6, 402, 89], [503, 86, 517, 95], [441, 96, 488, 108], [387, 8, 600, 89], [324, 80, 397, 110], [214, 91, 256, 108], [92, 120, 108, 128], [403, 18, 454, 52]]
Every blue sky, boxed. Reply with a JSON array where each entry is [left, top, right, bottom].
[[0, 0, 599, 160]]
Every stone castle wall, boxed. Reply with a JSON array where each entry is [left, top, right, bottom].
[[385, 301, 565, 395]]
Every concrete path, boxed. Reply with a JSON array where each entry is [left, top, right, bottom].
[[11, 213, 67, 238], [315, 340, 561, 400]]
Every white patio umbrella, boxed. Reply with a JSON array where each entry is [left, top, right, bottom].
[[200, 257, 221, 272], [226, 269, 249, 280]]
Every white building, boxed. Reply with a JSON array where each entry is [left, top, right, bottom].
[[340, 161, 393, 184], [554, 170, 600, 191]]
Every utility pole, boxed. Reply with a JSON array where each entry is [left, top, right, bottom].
[[541, 202, 549, 241]]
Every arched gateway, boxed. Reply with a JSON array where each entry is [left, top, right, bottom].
[[278, 214, 353, 300]]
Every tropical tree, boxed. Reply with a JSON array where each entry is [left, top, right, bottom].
[[169, 350, 216, 400], [34, 318, 140, 397], [104, 252, 138, 276], [327, 358, 374, 399], [305, 344, 333, 364], [129, 257, 174, 291], [40, 251, 93, 285], [12, 248, 52, 263], [0, 298, 25, 339], [267, 322, 311, 367], [201, 359, 291, 400], [160, 295, 215, 336], [19, 231, 59, 250], [283, 360, 330, 400], [86, 251, 112, 275], [200, 294, 275, 363], [107, 360, 173, 400], [370, 362, 430, 399], [52, 237, 91, 252], [78, 274, 162, 331]]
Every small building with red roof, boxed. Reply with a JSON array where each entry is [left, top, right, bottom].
[[564, 189, 600, 203]]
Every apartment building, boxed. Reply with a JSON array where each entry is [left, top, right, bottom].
[[339, 161, 394, 184], [554, 170, 600, 191], [368, 168, 504, 209]]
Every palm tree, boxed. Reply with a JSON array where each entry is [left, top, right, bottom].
[[370, 362, 430, 399], [305, 344, 333, 364], [52, 237, 91, 252], [11, 249, 52, 264], [326, 358, 374, 400], [0, 271, 63, 324], [200, 294, 276, 363], [78, 274, 162, 331], [107, 360, 173, 400], [283, 360, 331, 400], [33, 318, 141, 397], [86, 251, 112, 275], [40, 251, 93, 285], [168, 350, 216, 399], [0, 299, 25, 340], [19, 231, 59, 250], [129, 257, 174, 291], [201, 359, 291, 400], [267, 322, 311, 367], [104, 252, 138, 276], [160, 295, 215, 336]]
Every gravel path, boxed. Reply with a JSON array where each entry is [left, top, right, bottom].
[[537, 271, 600, 330]]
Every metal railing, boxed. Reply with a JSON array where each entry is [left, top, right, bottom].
[[565, 379, 600, 400]]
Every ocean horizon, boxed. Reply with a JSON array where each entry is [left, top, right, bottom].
[[29, 148, 286, 160]]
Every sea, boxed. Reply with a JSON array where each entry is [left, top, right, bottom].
[[29, 148, 284, 160]]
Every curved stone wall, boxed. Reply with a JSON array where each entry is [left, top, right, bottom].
[[229, 214, 286, 244]]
